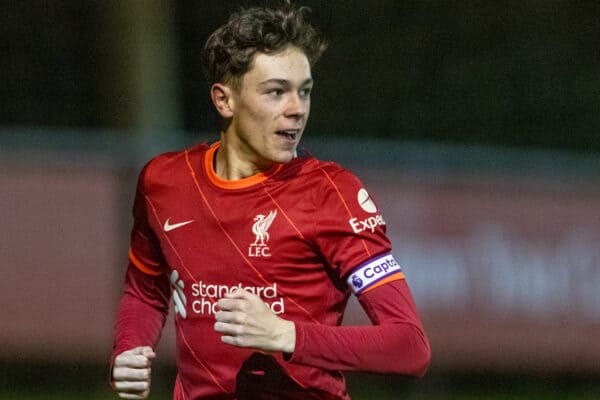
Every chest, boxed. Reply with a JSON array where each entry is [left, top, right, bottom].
[[148, 181, 323, 286]]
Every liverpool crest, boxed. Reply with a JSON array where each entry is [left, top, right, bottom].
[[248, 210, 277, 257]]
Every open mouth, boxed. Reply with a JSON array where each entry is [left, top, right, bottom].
[[275, 130, 298, 140]]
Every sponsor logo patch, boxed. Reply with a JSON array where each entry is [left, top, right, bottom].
[[164, 218, 194, 232], [347, 253, 404, 295], [171, 270, 187, 318], [349, 214, 386, 234], [348, 188, 386, 234], [190, 281, 285, 315], [357, 188, 378, 213]]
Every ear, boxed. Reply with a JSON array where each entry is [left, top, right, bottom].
[[210, 83, 234, 118]]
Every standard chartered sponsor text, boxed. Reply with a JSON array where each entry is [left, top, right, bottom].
[[191, 281, 285, 315]]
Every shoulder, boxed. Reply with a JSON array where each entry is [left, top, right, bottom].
[[138, 142, 210, 188], [280, 152, 362, 187], [275, 155, 367, 213], [304, 157, 365, 195]]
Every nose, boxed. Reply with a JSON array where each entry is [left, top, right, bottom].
[[285, 93, 308, 119]]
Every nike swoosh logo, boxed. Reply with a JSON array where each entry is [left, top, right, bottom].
[[164, 218, 194, 232]]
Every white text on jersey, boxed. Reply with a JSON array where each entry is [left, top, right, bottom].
[[349, 214, 386, 234]]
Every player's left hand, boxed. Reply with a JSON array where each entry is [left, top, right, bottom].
[[214, 288, 296, 354]]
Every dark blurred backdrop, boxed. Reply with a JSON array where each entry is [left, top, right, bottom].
[[2, 2, 600, 400], [2, 0, 599, 150]]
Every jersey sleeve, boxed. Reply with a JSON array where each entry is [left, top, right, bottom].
[[293, 165, 430, 375], [112, 166, 171, 360], [112, 264, 171, 358], [312, 166, 402, 291], [128, 166, 169, 277], [289, 279, 431, 376]]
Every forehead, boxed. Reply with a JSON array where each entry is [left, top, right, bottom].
[[242, 46, 312, 86]]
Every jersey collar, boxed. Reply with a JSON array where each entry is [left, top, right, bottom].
[[204, 142, 283, 189]]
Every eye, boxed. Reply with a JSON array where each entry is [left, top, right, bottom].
[[267, 88, 284, 97], [299, 87, 312, 98]]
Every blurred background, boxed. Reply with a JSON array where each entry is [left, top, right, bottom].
[[1, 1, 599, 399]]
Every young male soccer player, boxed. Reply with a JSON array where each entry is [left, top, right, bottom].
[[111, 3, 430, 399]]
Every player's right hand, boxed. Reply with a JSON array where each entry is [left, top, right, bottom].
[[112, 346, 156, 399]]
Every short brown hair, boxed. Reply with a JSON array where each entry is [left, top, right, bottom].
[[202, 2, 327, 89]]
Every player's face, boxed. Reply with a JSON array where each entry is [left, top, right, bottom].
[[226, 46, 313, 169]]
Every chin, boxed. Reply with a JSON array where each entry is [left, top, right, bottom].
[[275, 155, 294, 164], [271, 151, 295, 164]]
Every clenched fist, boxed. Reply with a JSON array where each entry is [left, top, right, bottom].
[[112, 346, 156, 399], [214, 288, 296, 354]]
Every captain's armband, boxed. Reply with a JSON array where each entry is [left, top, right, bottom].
[[347, 253, 405, 296]]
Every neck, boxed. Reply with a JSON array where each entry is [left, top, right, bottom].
[[215, 134, 275, 181]]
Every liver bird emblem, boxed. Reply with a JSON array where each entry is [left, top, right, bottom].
[[252, 210, 277, 246]]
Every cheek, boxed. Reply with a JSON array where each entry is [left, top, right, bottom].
[[233, 110, 260, 133], [239, 99, 271, 122]]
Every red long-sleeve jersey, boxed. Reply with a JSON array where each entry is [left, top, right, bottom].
[[112, 142, 430, 399]]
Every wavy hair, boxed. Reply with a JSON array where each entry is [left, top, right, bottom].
[[202, 2, 327, 89]]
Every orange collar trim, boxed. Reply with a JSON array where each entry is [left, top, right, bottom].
[[204, 142, 283, 189]]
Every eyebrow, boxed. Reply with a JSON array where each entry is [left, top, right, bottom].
[[259, 78, 314, 87]]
